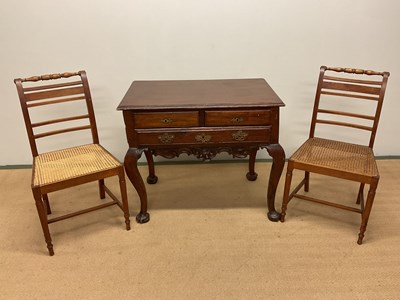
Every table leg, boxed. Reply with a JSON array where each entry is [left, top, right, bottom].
[[124, 148, 150, 223], [265, 143, 285, 222], [144, 150, 158, 184], [246, 148, 258, 181]]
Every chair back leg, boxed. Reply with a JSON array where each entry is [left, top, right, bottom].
[[304, 171, 310, 192], [42, 194, 51, 214], [356, 183, 365, 205], [98, 179, 106, 199]]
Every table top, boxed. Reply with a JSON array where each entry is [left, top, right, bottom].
[[117, 78, 284, 111]]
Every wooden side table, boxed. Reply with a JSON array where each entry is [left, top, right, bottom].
[[117, 78, 285, 223]]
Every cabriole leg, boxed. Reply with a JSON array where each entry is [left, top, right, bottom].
[[124, 148, 150, 224], [265, 144, 285, 221]]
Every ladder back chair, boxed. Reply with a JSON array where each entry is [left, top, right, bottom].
[[280, 66, 389, 244], [14, 71, 131, 256]]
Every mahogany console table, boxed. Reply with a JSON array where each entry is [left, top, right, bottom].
[[117, 79, 285, 223]]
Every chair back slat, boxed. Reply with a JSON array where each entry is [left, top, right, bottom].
[[26, 95, 86, 108], [316, 119, 372, 131], [24, 85, 85, 102], [14, 71, 99, 156], [23, 80, 83, 92], [323, 75, 382, 86], [309, 66, 390, 148], [317, 109, 375, 120], [34, 125, 92, 139], [321, 81, 381, 96], [320, 91, 379, 101], [31, 114, 90, 127]]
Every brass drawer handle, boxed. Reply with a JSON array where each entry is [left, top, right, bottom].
[[158, 133, 175, 144], [195, 133, 212, 143], [232, 130, 248, 141], [231, 117, 244, 123], [161, 118, 173, 124]]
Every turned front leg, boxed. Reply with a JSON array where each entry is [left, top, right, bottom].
[[124, 148, 150, 223], [265, 144, 285, 222], [357, 180, 378, 245], [33, 188, 54, 256]]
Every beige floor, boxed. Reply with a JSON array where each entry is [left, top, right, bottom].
[[1, 160, 399, 299]]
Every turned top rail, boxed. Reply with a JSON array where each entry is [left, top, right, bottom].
[[323, 66, 389, 77], [14, 72, 81, 83]]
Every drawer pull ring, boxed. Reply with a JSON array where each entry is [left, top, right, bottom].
[[195, 133, 212, 143], [158, 133, 175, 144], [161, 118, 173, 124], [232, 130, 248, 141], [231, 117, 244, 123]]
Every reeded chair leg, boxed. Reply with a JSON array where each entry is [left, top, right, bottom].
[[357, 180, 378, 245], [118, 170, 131, 231], [33, 189, 54, 256], [280, 163, 294, 222]]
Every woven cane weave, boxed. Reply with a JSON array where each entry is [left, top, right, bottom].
[[33, 144, 121, 187], [291, 137, 378, 177]]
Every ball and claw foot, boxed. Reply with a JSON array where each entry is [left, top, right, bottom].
[[267, 211, 281, 222], [246, 172, 258, 181], [147, 175, 158, 184], [136, 212, 150, 224]]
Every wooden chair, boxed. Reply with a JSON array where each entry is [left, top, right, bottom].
[[280, 66, 389, 244], [14, 71, 131, 256]]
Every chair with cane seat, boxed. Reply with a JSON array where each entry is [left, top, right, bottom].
[[280, 66, 389, 244], [14, 71, 131, 256]]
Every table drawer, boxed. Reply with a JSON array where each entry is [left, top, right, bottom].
[[134, 111, 199, 128], [205, 110, 271, 126], [136, 126, 271, 146]]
